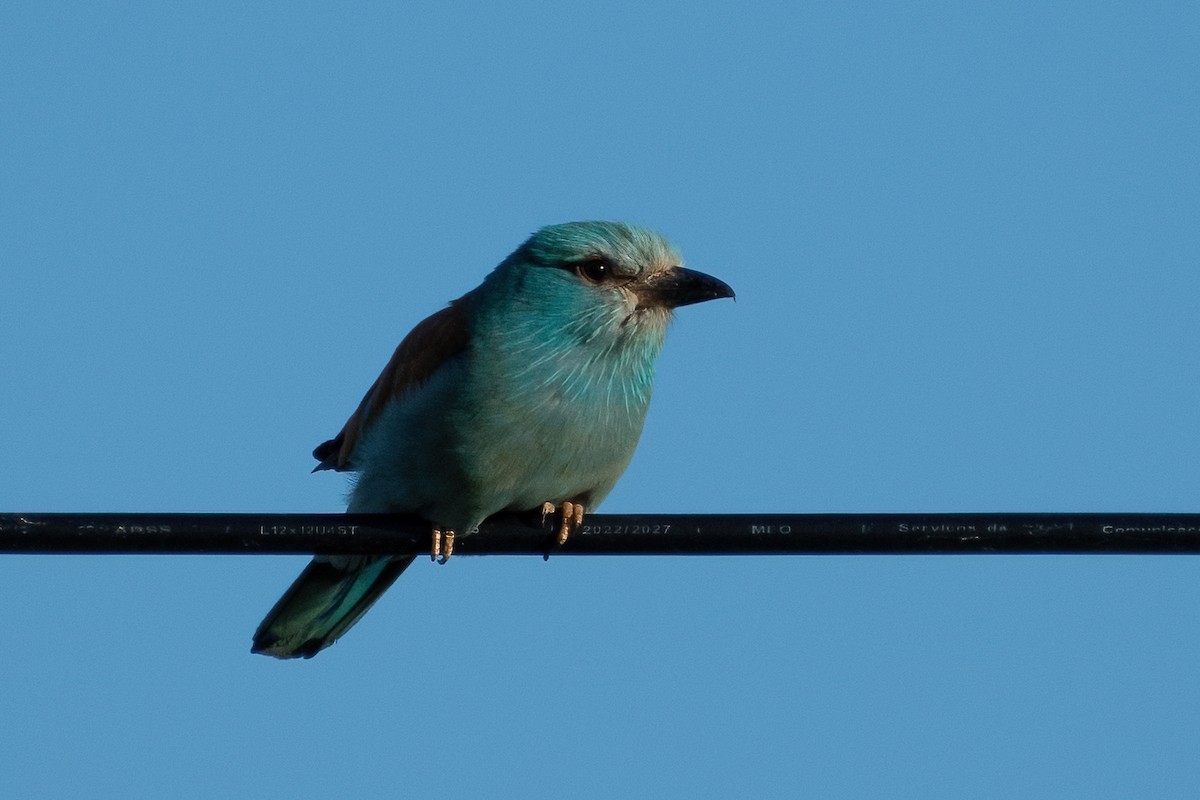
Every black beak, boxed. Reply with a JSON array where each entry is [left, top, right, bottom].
[[639, 266, 736, 309]]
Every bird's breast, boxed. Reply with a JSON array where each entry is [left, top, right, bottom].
[[458, 325, 664, 511]]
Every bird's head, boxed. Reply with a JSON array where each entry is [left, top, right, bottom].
[[489, 221, 734, 345]]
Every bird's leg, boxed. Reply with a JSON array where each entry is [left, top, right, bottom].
[[542, 500, 586, 560], [431, 527, 456, 564], [540, 503, 558, 560], [558, 501, 585, 546]]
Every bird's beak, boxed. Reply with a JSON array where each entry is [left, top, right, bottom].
[[638, 266, 736, 309]]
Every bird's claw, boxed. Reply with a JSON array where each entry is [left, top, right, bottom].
[[542, 501, 585, 560], [559, 501, 585, 546], [431, 528, 455, 564]]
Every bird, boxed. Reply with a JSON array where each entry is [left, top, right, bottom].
[[251, 221, 734, 658]]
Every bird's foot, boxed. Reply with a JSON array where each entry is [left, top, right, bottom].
[[431, 528, 455, 564], [558, 501, 585, 546], [541, 501, 585, 560]]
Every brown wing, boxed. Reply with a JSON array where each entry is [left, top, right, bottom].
[[312, 298, 472, 472]]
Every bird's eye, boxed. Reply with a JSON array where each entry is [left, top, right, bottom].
[[576, 258, 612, 283]]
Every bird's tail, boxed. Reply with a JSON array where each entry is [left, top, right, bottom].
[[251, 554, 415, 659]]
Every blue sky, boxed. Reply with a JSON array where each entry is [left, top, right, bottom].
[[2, 2, 1198, 798]]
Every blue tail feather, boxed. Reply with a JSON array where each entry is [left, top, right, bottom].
[[251, 555, 415, 659]]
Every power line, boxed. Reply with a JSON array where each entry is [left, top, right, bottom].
[[2, 512, 1200, 555]]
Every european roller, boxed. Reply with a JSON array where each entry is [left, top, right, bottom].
[[252, 221, 734, 658]]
